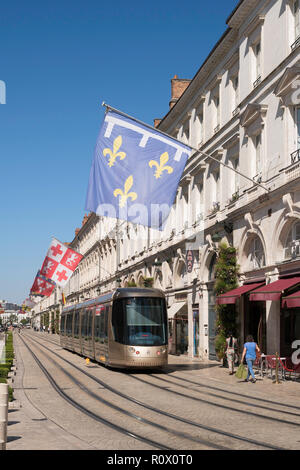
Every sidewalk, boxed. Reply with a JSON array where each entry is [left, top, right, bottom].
[[167, 353, 300, 400]]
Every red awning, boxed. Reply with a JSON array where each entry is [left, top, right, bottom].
[[249, 277, 300, 301], [216, 283, 264, 305], [282, 290, 300, 309]]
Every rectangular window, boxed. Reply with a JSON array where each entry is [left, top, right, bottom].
[[294, 0, 300, 39], [233, 157, 239, 193], [255, 42, 261, 79], [233, 75, 239, 109], [183, 120, 190, 144], [195, 107, 203, 145], [112, 297, 167, 346], [255, 133, 262, 174], [66, 312, 73, 336], [215, 170, 220, 202], [60, 314, 66, 335], [74, 311, 80, 338], [81, 310, 88, 339], [215, 95, 220, 127]]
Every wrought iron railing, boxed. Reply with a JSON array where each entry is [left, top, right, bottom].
[[253, 75, 261, 88], [291, 148, 300, 164], [291, 36, 300, 51]]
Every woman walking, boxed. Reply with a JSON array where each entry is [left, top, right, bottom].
[[225, 332, 238, 375], [241, 335, 260, 383]]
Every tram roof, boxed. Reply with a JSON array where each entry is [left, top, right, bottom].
[[62, 287, 165, 313]]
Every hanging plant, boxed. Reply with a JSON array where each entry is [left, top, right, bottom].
[[214, 242, 239, 361]]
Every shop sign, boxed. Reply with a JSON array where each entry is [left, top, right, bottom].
[[186, 250, 194, 273]]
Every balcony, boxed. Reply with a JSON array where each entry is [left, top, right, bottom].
[[291, 36, 300, 51], [253, 76, 261, 88], [291, 149, 300, 164], [208, 201, 220, 216]]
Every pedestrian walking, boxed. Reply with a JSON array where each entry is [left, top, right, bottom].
[[225, 332, 238, 375], [43, 325, 45, 333], [241, 335, 260, 383]]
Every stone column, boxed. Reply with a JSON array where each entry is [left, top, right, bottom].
[[265, 270, 280, 355], [266, 300, 280, 355], [187, 291, 193, 358]]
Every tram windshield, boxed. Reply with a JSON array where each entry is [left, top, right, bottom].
[[112, 297, 167, 346]]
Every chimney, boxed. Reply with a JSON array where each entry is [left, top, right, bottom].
[[169, 75, 191, 109], [154, 118, 162, 128], [75, 228, 80, 237], [82, 213, 88, 226]]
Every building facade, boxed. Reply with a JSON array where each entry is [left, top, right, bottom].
[[33, 0, 300, 361]]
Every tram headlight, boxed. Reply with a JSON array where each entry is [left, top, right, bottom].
[[128, 347, 135, 353]]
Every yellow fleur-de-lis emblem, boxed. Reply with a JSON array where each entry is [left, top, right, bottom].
[[149, 152, 174, 178], [103, 135, 126, 167], [113, 175, 137, 208]]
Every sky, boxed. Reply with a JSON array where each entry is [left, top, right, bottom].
[[0, 0, 238, 304]]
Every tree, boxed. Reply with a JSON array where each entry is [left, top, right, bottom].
[[214, 242, 239, 361]]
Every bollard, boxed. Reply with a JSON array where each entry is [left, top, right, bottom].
[[0, 383, 8, 450]]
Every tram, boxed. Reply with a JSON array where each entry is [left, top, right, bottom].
[[60, 287, 168, 368]]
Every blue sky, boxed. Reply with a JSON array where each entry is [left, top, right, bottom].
[[0, 0, 238, 304]]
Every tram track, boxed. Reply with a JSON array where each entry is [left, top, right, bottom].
[[19, 332, 288, 450], [129, 373, 300, 428], [18, 333, 230, 450], [18, 333, 172, 450], [151, 371, 300, 415], [29, 332, 300, 414]]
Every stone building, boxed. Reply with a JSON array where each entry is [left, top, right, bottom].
[[33, 0, 300, 361]]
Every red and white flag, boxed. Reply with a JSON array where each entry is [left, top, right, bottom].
[[40, 238, 83, 287], [30, 271, 56, 297]]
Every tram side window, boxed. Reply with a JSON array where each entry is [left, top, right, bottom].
[[112, 302, 125, 343], [81, 310, 88, 339], [94, 305, 108, 343], [60, 315, 66, 335], [104, 306, 108, 341], [66, 312, 73, 336], [74, 311, 80, 338], [87, 310, 93, 338]]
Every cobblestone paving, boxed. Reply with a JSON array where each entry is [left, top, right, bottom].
[[6, 331, 300, 450]]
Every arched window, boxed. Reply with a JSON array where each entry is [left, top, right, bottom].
[[248, 237, 265, 269], [284, 221, 300, 259]]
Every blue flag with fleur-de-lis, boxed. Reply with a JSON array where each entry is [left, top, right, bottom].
[[85, 109, 192, 229]]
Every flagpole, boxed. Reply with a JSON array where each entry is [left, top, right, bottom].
[[102, 102, 270, 193]]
